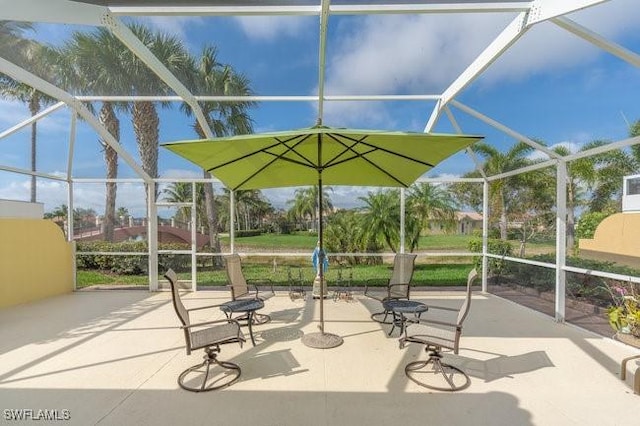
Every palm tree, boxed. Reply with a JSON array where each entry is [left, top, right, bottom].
[[220, 189, 272, 231], [60, 28, 131, 241], [287, 186, 333, 231], [162, 182, 206, 228], [181, 45, 255, 266], [0, 32, 56, 203], [466, 142, 535, 240], [122, 23, 193, 203], [630, 119, 640, 167], [358, 189, 401, 252], [572, 140, 636, 213], [406, 183, 458, 251]]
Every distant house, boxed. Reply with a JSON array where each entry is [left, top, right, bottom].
[[428, 211, 483, 235]]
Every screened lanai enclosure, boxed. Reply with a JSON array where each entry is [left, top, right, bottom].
[[1, 0, 640, 329]]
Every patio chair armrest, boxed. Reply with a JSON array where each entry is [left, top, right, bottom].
[[387, 282, 412, 298], [363, 279, 384, 295], [406, 317, 458, 328], [247, 278, 275, 294], [186, 302, 225, 312], [180, 318, 241, 330], [424, 304, 459, 313]]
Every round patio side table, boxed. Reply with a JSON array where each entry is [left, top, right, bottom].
[[382, 300, 428, 336]]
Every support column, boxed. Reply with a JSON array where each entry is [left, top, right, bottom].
[[400, 188, 406, 254], [148, 181, 158, 291], [191, 182, 197, 292], [482, 180, 489, 292], [555, 160, 567, 322], [230, 190, 235, 253]]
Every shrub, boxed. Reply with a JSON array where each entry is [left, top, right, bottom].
[[76, 241, 193, 274], [468, 238, 513, 276], [575, 211, 612, 240], [235, 229, 262, 237]]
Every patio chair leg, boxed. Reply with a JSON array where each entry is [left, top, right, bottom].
[[371, 310, 392, 324], [405, 348, 470, 392], [178, 347, 241, 392], [226, 310, 271, 326]]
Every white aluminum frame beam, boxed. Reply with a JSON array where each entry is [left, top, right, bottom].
[[0, 102, 65, 141], [0, 0, 105, 25], [427, 0, 610, 131], [0, 164, 66, 181], [74, 94, 441, 102], [555, 160, 568, 322], [101, 13, 215, 138], [0, 55, 151, 182], [525, 0, 611, 26], [442, 104, 489, 292], [565, 135, 640, 162], [108, 2, 530, 17], [444, 105, 489, 179], [450, 100, 562, 160], [487, 159, 557, 181], [551, 17, 640, 68], [426, 11, 530, 131], [316, 0, 331, 123], [332, 2, 529, 15]]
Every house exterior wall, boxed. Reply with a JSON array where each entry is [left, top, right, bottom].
[[578, 213, 640, 268], [0, 219, 74, 308]]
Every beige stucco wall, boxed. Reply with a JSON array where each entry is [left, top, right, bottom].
[[579, 213, 640, 267], [0, 219, 74, 308]]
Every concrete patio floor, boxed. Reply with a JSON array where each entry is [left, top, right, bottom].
[[1, 288, 639, 426]]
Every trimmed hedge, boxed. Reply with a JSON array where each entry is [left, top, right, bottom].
[[468, 238, 513, 275], [502, 254, 640, 307], [76, 241, 197, 274]]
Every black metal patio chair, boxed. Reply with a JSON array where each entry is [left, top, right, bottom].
[[364, 253, 417, 323], [399, 268, 478, 391], [164, 269, 245, 392]]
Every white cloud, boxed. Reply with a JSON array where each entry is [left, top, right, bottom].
[[527, 141, 584, 161], [142, 16, 206, 41], [0, 99, 72, 134], [482, 0, 640, 84], [233, 16, 309, 41], [318, 1, 640, 125], [161, 168, 203, 179]]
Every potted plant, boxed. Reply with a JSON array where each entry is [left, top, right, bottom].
[[605, 281, 640, 339]]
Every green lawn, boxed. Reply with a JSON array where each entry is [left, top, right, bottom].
[[77, 262, 473, 288], [76, 233, 554, 288], [220, 233, 318, 249], [222, 233, 474, 251]]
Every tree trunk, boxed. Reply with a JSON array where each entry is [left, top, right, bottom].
[[203, 171, 223, 268], [195, 123, 224, 268], [100, 103, 119, 242], [133, 101, 159, 204], [498, 190, 508, 240], [28, 95, 40, 203], [566, 181, 575, 253]]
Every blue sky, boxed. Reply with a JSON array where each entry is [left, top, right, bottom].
[[1, 0, 640, 215]]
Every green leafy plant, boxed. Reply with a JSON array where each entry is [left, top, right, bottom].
[[604, 281, 640, 337]]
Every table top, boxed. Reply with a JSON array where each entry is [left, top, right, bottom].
[[382, 299, 428, 314], [220, 298, 265, 313]]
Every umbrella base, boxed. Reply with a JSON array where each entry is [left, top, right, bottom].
[[301, 332, 343, 349]]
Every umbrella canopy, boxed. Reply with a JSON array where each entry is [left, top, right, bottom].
[[162, 125, 482, 191], [163, 125, 482, 348]]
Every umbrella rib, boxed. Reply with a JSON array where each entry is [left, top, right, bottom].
[[207, 134, 309, 173], [324, 133, 436, 168], [324, 134, 417, 187], [231, 137, 315, 190]]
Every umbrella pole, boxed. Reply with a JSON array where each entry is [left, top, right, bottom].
[[318, 172, 325, 334], [300, 133, 343, 349]]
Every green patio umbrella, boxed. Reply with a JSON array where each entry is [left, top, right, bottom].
[[163, 124, 482, 348]]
